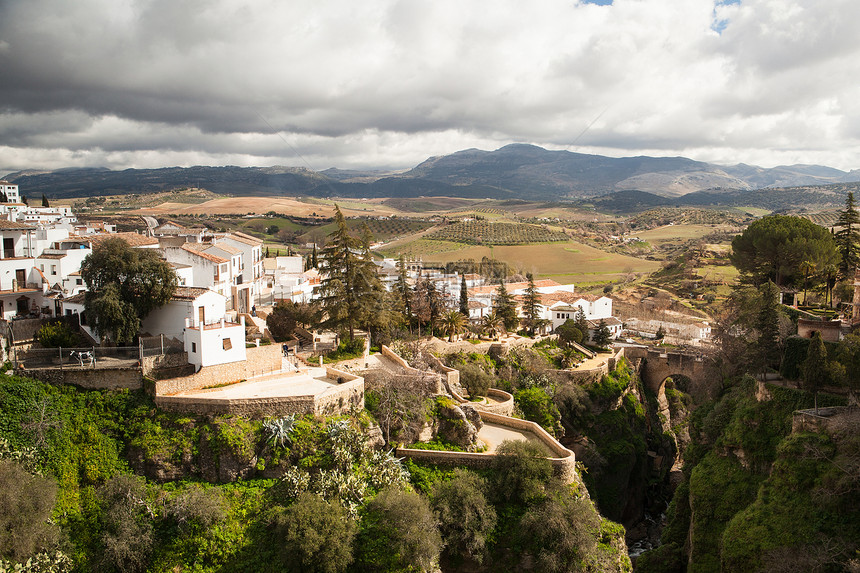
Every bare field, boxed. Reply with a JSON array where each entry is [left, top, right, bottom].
[[634, 223, 736, 244], [130, 196, 401, 218], [383, 240, 661, 283]]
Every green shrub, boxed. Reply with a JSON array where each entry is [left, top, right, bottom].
[[515, 386, 562, 436], [35, 321, 79, 348], [458, 363, 493, 398]]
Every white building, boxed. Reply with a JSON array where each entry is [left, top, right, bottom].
[[549, 294, 613, 331], [0, 181, 21, 203]]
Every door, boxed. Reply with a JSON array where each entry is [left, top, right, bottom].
[[2, 238, 13, 258], [15, 269, 25, 289], [198, 305, 205, 326]]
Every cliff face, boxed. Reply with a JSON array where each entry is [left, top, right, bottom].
[[636, 376, 858, 573]]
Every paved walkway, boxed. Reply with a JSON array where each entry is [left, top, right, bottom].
[[477, 422, 553, 455], [174, 367, 338, 399]]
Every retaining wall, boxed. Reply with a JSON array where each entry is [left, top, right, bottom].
[[396, 410, 576, 483], [380, 345, 443, 394], [142, 352, 189, 376], [22, 367, 142, 390], [792, 407, 860, 435], [155, 368, 363, 418], [154, 344, 283, 395]]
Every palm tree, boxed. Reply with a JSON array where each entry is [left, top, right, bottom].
[[482, 311, 502, 340], [442, 310, 465, 342]]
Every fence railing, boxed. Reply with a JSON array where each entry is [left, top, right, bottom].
[[140, 335, 185, 357], [15, 346, 142, 370]]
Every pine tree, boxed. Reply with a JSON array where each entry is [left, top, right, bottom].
[[574, 306, 588, 336], [459, 274, 469, 317], [836, 191, 860, 277], [494, 281, 519, 333], [522, 273, 543, 335], [318, 206, 380, 341], [593, 319, 612, 347]]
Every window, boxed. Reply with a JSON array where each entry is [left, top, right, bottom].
[[191, 342, 197, 353], [76, 279, 82, 285], [223, 338, 232, 350], [51, 265, 56, 275]]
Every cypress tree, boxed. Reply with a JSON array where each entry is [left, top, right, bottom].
[[522, 273, 542, 335], [494, 281, 519, 333], [754, 281, 782, 380], [41, 193, 49, 207], [836, 191, 860, 277], [459, 274, 469, 317], [802, 331, 828, 415]]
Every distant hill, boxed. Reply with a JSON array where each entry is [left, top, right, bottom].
[[5, 144, 860, 201]]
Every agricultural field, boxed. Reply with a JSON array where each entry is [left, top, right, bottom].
[[802, 210, 840, 227], [425, 220, 570, 245], [301, 217, 436, 243], [632, 223, 740, 245], [384, 240, 661, 287]]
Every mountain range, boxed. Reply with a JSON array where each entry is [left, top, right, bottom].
[[4, 144, 860, 202]]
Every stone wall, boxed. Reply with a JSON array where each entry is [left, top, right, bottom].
[[475, 388, 514, 415], [142, 352, 189, 376], [380, 345, 443, 394], [397, 410, 576, 483], [154, 344, 283, 395], [156, 369, 364, 418], [792, 406, 860, 435], [23, 367, 142, 390]]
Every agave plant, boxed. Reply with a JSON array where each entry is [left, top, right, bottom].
[[366, 449, 409, 490], [263, 414, 297, 448]]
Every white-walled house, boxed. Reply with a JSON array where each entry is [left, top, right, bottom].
[[549, 294, 613, 331], [141, 286, 247, 369], [161, 244, 234, 306]]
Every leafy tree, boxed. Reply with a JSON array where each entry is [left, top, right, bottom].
[[803, 331, 829, 415], [0, 459, 60, 563], [41, 193, 49, 207], [355, 487, 442, 573], [515, 387, 563, 436], [517, 487, 603, 573], [35, 321, 79, 348], [412, 277, 443, 336], [80, 237, 177, 343], [730, 214, 839, 287], [836, 191, 860, 277], [164, 484, 226, 535], [96, 474, 154, 573], [754, 281, 782, 380], [431, 469, 497, 564], [319, 206, 381, 341], [268, 492, 357, 573], [266, 301, 298, 342], [364, 371, 433, 444], [0, 191, 6, 202], [522, 273, 544, 335], [459, 274, 469, 317], [494, 281, 519, 333], [834, 334, 860, 405], [556, 319, 583, 347], [458, 362, 493, 398], [492, 440, 554, 505], [593, 319, 612, 347]]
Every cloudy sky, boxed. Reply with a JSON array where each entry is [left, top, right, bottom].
[[2, 0, 859, 176]]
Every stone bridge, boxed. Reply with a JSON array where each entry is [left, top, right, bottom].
[[623, 346, 710, 394]]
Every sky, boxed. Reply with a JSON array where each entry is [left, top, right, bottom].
[[2, 0, 860, 176]]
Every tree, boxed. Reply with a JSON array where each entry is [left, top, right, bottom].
[[268, 492, 357, 573], [517, 488, 603, 573], [555, 319, 583, 347], [311, 243, 318, 269], [41, 193, 49, 207], [267, 301, 298, 342], [318, 206, 380, 341], [754, 281, 782, 380], [492, 440, 554, 505], [655, 324, 665, 340], [834, 334, 860, 405], [514, 387, 563, 436], [397, 256, 412, 328], [803, 331, 829, 415], [80, 238, 177, 343], [522, 273, 544, 335], [0, 459, 60, 564], [481, 310, 502, 340], [836, 191, 860, 277], [412, 277, 443, 336], [441, 310, 465, 342], [593, 319, 611, 347], [574, 306, 589, 336], [458, 362, 492, 398], [730, 215, 840, 287], [494, 281, 519, 333], [355, 487, 442, 573], [96, 474, 154, 573], [459, 274, 469, 317], [431, 469, 497, 564]]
